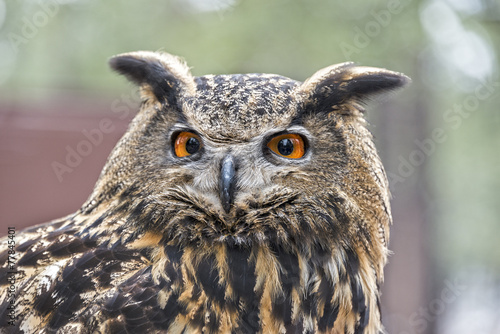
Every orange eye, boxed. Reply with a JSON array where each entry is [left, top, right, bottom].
[[174, 132, 202, 157], [267, 133, 305, 159]]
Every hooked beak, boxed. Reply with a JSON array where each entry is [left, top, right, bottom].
[[219, 155, 236, 213]]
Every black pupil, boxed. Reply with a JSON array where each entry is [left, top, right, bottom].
[[277, 138, 294, 156], [186, 137, 200, 154]]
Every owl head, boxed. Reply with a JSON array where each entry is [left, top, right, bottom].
[[85, 50, 408, 277]]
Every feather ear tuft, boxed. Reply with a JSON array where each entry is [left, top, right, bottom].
[[109, 51, 196, 105], [299, 62, 410, 114]]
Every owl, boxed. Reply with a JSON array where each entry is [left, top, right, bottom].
[[0, 51, 409, 334]]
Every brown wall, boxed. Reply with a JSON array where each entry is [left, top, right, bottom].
[[0, 98, 133, 236]]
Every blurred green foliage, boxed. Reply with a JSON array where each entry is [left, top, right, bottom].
[[2, 0, 422, 93]]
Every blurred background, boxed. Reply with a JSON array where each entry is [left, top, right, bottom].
[[0, 0, 499, 333]]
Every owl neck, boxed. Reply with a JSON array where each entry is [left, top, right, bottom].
[[156, 241, 384, 333]]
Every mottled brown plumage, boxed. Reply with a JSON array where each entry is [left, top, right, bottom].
[[0, 51, 409, 333]]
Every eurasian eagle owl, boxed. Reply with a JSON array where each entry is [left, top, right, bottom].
[[0, 51, 409, 333]]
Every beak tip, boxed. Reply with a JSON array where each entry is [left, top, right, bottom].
[[222, 202, 231, 214]]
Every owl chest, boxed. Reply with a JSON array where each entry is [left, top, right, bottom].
[[162, 245, 341, 333]]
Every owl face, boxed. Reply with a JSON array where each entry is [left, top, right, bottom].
[[93, 52, 408, 254], [169, 74, 306, 207], [166, 75, 327, 217]]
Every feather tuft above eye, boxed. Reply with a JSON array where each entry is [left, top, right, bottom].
[[109, 51, 196, 105], [299, 62, 410, 114]]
